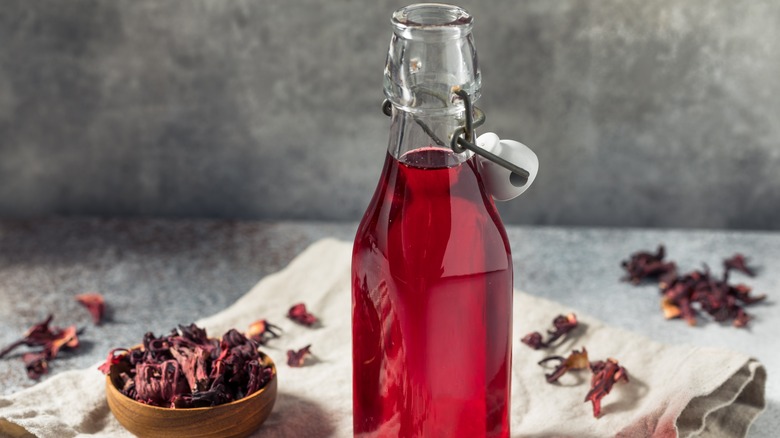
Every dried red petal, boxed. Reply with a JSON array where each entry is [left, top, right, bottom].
[[585, 358, 629, 418], [538, 347, 589, 383], [287, 303, 318, 327], [75, 293, 105, 325], [520, 332, 544, 350], [660, 296, 681, 319], [621, 246, 677, 284], [628, 247, 765, 329], [0, 316, 82, 380], [46, 325, 79, 359], [286, 345, 312, 367], [246, 319, 281, 345], [521, 313, 579, 349], [22, 352, 49, 379], [98, 348, 129, 374], [723, 254, 756, 277]]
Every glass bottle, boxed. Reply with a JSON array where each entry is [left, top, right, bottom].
[[352, 4, 512, 437]]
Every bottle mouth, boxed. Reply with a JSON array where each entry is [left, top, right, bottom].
[[392, 3, 473, 40]]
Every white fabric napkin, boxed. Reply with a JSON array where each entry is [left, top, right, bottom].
[[0, 239, 766, 437]]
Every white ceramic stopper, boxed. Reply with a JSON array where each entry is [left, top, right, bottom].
[[476, 132, 539, 201]]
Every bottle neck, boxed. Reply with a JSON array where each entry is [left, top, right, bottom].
[[384, 4, 481, 115], [387, 106, 472, 168]]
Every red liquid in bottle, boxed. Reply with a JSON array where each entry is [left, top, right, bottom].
[[352, 147, 513, 437]]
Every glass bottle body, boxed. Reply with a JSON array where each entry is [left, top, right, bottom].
[[352, 110, 513, 437]]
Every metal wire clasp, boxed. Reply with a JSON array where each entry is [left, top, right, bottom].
[[381, 90, 530, 186], [450, 90, 530, 186]]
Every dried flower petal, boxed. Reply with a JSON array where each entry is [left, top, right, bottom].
[[0, 316, 82, 380], [22, 352, 49, 379], [75, 293, 105, 325], [731, 284, 766, 305], [0, 315, 55, 359], [538, 347, 590, 383], [621, 245, 677, 284], [287, 303, 318, 327], [660, 297, 681, 319], [625, 247, 766, 329], [97, 348, 129, 374], [521, 313, 578, 349], [585, 358, 629, 418], [724, 254, 756, 277], [47, 325, 79, 359], [520, 332, 544, 350], [98, 323, 274, 408], [246, 319, 281, 345], [286, 345, 312, 367]]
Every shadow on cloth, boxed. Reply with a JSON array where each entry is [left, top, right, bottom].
[[606, 374, 649, 415], [254, 391, 336, 437]]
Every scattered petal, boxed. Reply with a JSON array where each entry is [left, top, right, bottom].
[[247, 319, 281, 345], [660, 297, 681, 319], [625, 247, 766, 328], [47, 325, 79, 358], [585, 358, 629, 418], [0, 316, 82, 380], [520, 332, 544, 350], [286, 345, 312, 367], [538, 347, 590, 383], [723, 254, 756, 277], [287, 303, 318, 327], [621, 245, 677, 284], [521, 313, 578, 349], [75, 293, 105, 325], [22, 352, 49, 379], [97, 348, 129, 374]]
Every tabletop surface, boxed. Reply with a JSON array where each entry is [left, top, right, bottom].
[[0, 218, 777, 436]]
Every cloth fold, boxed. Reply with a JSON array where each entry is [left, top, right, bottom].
[[0, 239, 766, 437]]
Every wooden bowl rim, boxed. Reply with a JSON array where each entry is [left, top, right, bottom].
[[105, 347, 277, 413]]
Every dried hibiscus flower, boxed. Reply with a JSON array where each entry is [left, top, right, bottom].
[[585, 358, 629, 418], [75, 293, 105, 325], [98, 323, 275, 408], [723, 253, 756, 277], [287, 303, 318, 327], [521, 313, 579, 350], [0, 315, 81, 380], [538, 347, 590, 383], [22, 352, 49, 379], [624, 247, 766, 328], [621, 245, 677, 285], [246, 319, 281, 345], [286, 345, 312, 367]]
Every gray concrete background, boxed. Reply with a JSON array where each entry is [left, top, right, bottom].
[[1, 1, 779, 229]]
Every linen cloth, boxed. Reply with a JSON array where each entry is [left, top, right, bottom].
[[0, 239, 766, 437]]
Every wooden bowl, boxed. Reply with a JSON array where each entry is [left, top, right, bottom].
[[105, 352, 277, 438]]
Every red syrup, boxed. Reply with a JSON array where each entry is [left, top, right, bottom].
[[352, 147, 513, 437]]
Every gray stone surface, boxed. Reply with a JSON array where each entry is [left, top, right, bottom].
[[0, 218, 777, 436], [1, 1, 780, 229]]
